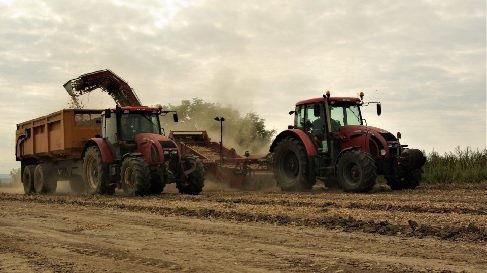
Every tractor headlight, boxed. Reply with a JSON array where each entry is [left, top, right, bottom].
[[380, 149, 386, 156]]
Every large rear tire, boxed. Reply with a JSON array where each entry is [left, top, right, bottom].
[[121, 157, 151, 196], [83, 146, 108, 195], [177, 155, 205, 195], [22, 165, 36, 194], [337, 150, 376, 193], [34, 164, 58, 194], [273, 137, 313, 192]]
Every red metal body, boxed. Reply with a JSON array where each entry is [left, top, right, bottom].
[[169, 131, 271, 188]]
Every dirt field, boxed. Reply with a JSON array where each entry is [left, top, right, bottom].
[[0, 181, 486, 273]]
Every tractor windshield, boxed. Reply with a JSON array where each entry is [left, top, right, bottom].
[[120, 112, 161, 140], [329, 103, 362, 131]]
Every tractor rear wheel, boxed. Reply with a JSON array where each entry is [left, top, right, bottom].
[[121, 157, 151, 196], [273, 137, 313, 192], [34, 163, 58, 194], [177, 155, 205, 195], [337, 150, 377, 193], [22, 165, 36, 194], [83, 146, 108, 195]]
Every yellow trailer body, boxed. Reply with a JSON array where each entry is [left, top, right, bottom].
[[16, 109, 102, 161]]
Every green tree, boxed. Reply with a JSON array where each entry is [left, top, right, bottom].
[[161, 98, 276, 154], [9, 168, 21, 186]]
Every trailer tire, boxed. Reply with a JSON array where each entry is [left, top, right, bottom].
[[34, 164, 58, 194], [177, 155, 205, 195], [22, 165, 36, 194], [273, 137, 313, 192], [69, 175, 86, 193], [121, 157, 151, 196], [150, 169, 165, 194], [83, 146, 108, 195], [337, 150, 377, 193]]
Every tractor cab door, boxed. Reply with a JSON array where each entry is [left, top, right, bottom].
[[102, 109, 122, 160], [295, 103, 329, 152]]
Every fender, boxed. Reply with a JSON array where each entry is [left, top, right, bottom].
[[269, 129, 318, 156], [83, 139, 115, 163]]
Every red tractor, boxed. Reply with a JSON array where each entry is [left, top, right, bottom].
[[16, 69, 204, 196], [62, 70, 205, 195], [270, 91, 426, 192]]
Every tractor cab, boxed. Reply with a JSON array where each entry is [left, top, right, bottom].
[[101, 105, 178, 160]]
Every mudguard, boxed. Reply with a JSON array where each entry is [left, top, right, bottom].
[[269, 129, 318, 156], [83, 139, 115, 163]]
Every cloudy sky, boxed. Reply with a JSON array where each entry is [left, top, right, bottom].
[[0, 0, 485, 173]]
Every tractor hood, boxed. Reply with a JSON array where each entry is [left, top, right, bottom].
[[133, 133, 180, 164], [338, 125, 398, 142]]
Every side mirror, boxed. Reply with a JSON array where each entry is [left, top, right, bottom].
[[173, 113, 179, 122], [377, 103, 382, 116], [313, 103, 320, 117], [104, 109, 111, 118]]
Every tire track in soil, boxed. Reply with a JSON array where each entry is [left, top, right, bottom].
[[1, 193, 485, 243], [0, 237, 78, 273]]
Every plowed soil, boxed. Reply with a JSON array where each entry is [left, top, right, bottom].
[[0, 182, 486, 273]]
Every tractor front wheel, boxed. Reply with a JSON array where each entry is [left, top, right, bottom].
[[337, 150, 377, 193], [121, 157, 151, 196]]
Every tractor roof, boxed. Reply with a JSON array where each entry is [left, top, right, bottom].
[[296, 96, 361, 106]]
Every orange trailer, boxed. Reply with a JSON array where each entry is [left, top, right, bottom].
[[16, 109, 102, 162]]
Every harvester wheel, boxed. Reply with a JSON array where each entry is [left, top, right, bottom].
[[22, 165, 36, 194], [273, 137, 313, 191], [83, 146, 108, 195], [69, 175, 86, 193], [337, 150, 377, 193], [177, 155, 205, 195], [150, 168, 165, 194], [34, 163, 58, 194], [121, 157, 151, 196]]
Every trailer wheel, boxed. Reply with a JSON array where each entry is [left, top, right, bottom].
[[337, 150, 377, 193], [177, 155, 205, 195], [150, 169, 165, 194], [83, 146, 108, 195], [69, 175, 86, 193], [121, 157, 151, 196], [273, 137, 313, 192], [22, 165, 36, 194], [34, 164, 58, 194]]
